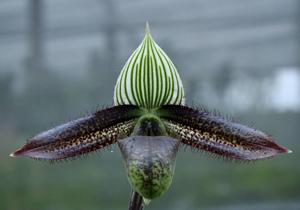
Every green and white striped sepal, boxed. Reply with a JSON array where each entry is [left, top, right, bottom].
[[114, 23, 185, 109]]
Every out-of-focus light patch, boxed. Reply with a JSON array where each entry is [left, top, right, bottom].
[[224, 77, 262, 112], [222, 67, 300, 113], [268, 67, 300, 112]]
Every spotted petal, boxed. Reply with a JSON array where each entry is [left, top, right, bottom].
[[11, 105, 141, 160], [157, 105, 291, 160]]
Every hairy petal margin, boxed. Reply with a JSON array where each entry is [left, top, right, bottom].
[[11, 105, 142, 160], [157, 105, 291, 160]]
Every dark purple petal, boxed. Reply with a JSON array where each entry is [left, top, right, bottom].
[[11, 105, 141, 160], [157, 105, 291, 160]]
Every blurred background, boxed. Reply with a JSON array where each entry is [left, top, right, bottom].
[[1, 0, 299, 209]]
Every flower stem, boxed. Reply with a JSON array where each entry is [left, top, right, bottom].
[[128, 190, 144, 210]]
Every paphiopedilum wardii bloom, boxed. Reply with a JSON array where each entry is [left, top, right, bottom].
[[11, 23, 291, 210]]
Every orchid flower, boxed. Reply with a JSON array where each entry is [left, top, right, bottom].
[[11, 23, 291, 210]]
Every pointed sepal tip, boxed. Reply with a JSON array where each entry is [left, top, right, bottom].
[[145, 21, 150, 34]]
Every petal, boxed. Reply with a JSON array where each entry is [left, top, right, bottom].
[[11, 105, 141, 160], [157, 105, 291, 160]]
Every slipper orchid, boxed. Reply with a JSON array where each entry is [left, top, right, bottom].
[[11, 23, 291, 210]]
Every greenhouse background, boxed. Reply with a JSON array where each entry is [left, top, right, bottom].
[[0, 0, 299, 209]]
